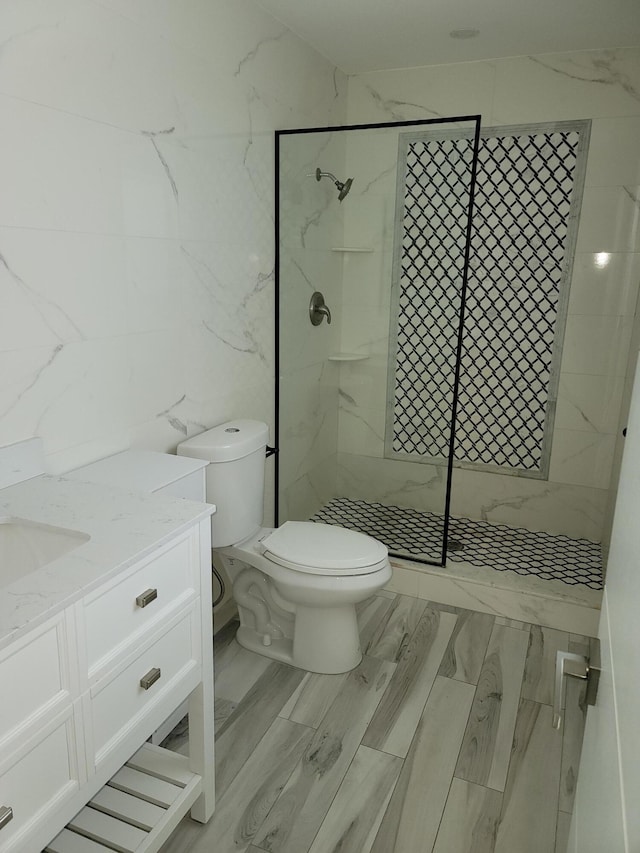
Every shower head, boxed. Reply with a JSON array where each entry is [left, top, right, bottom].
[[314, 167, 354, 202]]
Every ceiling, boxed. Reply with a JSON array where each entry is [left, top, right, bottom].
[[255, 0, 640, 74]]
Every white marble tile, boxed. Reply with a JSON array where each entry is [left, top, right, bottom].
[[0, 1, 180, 133], [336, 452, 448, 516], [567, 252, 640, 317], [561, 314, 633, 377], [490, 49, 640, 125], [0, 339, 130, 457], [576, 186, 640, 254], [339, 297, 392, 358], [341, 254, 392, 313], [0, 0, 346, 481], [413, 568, 600, 636], [0, 228, 128, 351], [0, 94, 176, 237], [337, 360, 389, 416], [549, 430, 616, 489], [347, 63, 495, 125], [342, 182, 397, 250], [281, 458, 338, 523], [279, 362, 339, 488], [392, 554, 601, 611], [450, 465, 607, 541], [556, 374, 625, 435], [123, 238, 183, 335], [338, 402, 386, 458], [584, 117, 640, 188], [384, 565, 420, 598], [126, 330, 185, 430]]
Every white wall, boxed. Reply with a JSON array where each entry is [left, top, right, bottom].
[[338, 48, 640, 540], [0, 0, 346, 522]]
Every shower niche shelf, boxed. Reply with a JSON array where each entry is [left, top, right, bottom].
[[328, 353, 369, 362], [331, 247, 374, 253]]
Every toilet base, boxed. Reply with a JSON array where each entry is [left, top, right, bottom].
[[293, 604, 362, 673], [235, 603, 362, 674], [235, 625, 294, 666]]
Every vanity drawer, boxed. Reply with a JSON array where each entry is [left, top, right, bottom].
[[0, 614, 69, 744], [90, 609, 199, 766], [0, 713, 78, 851], [83, 532, 197, 676]]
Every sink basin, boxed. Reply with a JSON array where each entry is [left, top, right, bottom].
[[0, 517, 90, 587]]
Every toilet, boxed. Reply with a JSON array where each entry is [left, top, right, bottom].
[[178, 420, 392, 674]]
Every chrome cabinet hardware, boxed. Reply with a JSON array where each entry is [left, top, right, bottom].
[[553, 638, 601, 729], [140, 667, 161, 690], [0, 806, 13, 830], [309, 291, 332, 326], [135, 588, 158, 608]]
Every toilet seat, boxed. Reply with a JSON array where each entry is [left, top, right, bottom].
[[259, 521, 388, 576]]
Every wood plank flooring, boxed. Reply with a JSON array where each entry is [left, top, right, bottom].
[[160, 593, 587, 853]]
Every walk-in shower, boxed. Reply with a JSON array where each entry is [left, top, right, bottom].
[[275, 115, 604, 603]]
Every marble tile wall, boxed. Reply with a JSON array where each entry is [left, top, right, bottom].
[[339, 48, 640, 541], [278, 130, 347, 520], [337, 126, 398, 471], [0, 0, 346, 519]]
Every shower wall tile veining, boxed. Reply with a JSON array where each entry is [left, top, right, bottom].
[[337, 49, 640, 549], [278, 130, 347, 522], [0, 0, 346, 480]]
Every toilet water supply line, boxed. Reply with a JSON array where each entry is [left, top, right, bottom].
[[233, 567, 280, 646], [212, 561, 225, 608]]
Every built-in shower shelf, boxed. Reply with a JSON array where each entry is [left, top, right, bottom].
[[328, 353, 369, 362], [330, 247, 374, 253]]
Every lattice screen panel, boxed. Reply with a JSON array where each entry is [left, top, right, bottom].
[[389, 126, 584, 476], [390, 136, 475, 459]]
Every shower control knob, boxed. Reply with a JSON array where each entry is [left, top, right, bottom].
[[309, 291, 332, 326]]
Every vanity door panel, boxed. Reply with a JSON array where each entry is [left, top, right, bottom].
[[0, 612, 71, 743], [0, 708, 80, 852]]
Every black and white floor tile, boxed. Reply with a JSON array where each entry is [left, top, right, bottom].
[[311, 498, 603, 590]]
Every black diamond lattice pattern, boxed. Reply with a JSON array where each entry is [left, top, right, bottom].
[[311, 498, 603, 590], [392, 137, 474, 458], [392, 130, 581, 473]]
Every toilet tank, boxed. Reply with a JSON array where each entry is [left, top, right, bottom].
[[178, 420, 269, 547]]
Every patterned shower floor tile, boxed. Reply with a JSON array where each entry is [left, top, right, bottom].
[[311, 498, 603, 591]]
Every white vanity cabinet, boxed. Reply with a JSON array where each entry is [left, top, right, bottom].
[[0, 479, 215, 853], [0, 611, 83, 851]]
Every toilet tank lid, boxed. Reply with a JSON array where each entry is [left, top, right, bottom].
[[261, 521, 388, 570], [178, 420, 269, 463]]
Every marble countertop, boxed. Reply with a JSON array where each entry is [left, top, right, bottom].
[[0, 474, 215, 651]]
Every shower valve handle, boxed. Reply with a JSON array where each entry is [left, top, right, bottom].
[[309, 291, 332, 325]]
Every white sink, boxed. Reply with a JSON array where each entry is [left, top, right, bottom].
[[0, 517, 89, 587]]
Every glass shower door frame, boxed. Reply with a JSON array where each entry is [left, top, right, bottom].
[[275, 114, 482, 567]]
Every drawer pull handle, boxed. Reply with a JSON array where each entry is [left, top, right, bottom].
[[140, 667, 161, 690], [136, 588, 158, 608], [0, 806, 13, 830]]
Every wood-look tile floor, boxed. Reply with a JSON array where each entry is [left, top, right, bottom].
[[160, 593, 587, 853]]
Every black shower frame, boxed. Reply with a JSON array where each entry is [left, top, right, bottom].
[[274, 114, 482, 567]]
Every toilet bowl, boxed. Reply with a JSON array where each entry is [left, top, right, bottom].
[[178, 420, 392, 674]]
